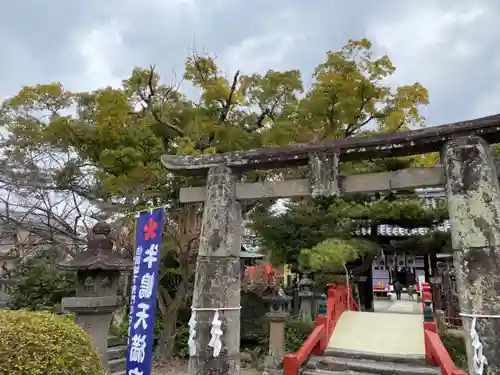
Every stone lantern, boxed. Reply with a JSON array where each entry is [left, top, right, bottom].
[[298, 273, 314, 323], [58, 221, 133, 372], [262, 287, 292, 375]]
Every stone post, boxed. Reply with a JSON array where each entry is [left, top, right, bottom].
[[188, 165, 242, 375], [443, 135, 500, 375], [298, 273, 314, 323], [58, 221, 132, 373], [308, 150, 341, 197], [435, 310, 446, 335], [263, 287, 291, 375]]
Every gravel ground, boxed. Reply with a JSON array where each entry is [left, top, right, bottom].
[[151, 360, 260, 375]]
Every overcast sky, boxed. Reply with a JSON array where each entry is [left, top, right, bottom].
[[1, 0, 499, 126]]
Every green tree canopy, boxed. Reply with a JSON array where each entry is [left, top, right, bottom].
[[252, 193, 449, 270], [0, 38, 432, 357], [299, 237, 379, 273]]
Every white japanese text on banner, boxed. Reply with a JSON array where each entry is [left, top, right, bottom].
[[126, 208, 164, 375]]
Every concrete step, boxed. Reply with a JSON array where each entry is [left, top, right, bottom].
[[109, 358, 126, 374], [323, 348, 429, 366], [313, 356, 441, 375], [107, 337, 128, 375], [303, 370, 379, 375], [108, 336, 127, 348], [108, 345, 128, 360]]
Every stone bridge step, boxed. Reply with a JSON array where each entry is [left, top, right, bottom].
[[108, 336, 127, 347], [303, 370, 383, 375], [107, 337, 128, 375], [306, 356, 441, 375], [108, 344, 127, 360], [109, 357, 126, 373], [323, 348, 428, 366]]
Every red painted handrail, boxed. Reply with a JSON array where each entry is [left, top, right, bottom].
[[421, 282, 467, 375], [283, 284, 358, 375]]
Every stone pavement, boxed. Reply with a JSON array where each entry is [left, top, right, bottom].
[[327, 294, 425, 356], [374, 293, 421, 315]]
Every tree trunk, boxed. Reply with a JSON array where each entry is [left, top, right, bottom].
[[364, 265, 373, 312], [430, 253, 438, 277], [155, 302, 180, 362], [424, 255, 430, 281]]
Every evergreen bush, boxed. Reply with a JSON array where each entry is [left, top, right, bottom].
[[0, 309, 104, 375]]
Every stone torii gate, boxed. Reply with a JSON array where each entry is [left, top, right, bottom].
[[161, 113, 500, 375]]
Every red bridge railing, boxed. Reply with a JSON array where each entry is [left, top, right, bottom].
[[421, 282, 467, 375], [283, 284, 358, 375]]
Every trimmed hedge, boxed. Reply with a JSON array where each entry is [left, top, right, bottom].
[[0, 309, 104, 375]]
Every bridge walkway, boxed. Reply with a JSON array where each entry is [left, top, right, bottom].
[[327, 293, 425, 356]]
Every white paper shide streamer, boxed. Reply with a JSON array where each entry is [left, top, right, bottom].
[[208, 310, 223, 357], [459, 312, 500, 375], [470, 317, 488, 375], [187, 306, 241, 358], [187, 310, 197, 356]]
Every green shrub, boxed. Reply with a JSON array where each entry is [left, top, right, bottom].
[[6, 254, 75, 310], [0, 309, 104, 375], [241, 316, 315, 358], [440, 332, 467, 370], [174, 325, 191, 358], [284, 318, 315, 353]]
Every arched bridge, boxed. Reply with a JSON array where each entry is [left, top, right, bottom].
[[283, 283, 466, 375]]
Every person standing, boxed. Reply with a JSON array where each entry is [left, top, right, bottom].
[[394, 280, 402, 300], [408, 284, 415, 301]]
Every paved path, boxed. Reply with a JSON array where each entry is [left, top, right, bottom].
[[374, 293, 421, 315], [327, 309, 425, 356], [152, 362, 259, 375]]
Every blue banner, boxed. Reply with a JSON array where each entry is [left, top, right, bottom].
[[126, 208, 164, 375]]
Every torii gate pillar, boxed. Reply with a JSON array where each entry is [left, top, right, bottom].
[[443, 135, 500, 375], [188, 164, 242, 375]]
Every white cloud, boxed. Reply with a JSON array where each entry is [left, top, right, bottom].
[[367, 4, 486, 84], [69, 21, 125, 91], [220, 32, 300, 74], [0, 0, 499, 124], [365, 2, 499, 123]]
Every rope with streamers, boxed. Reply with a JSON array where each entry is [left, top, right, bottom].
[[459, 312, 500, 375], [187, 306, 241, 357]]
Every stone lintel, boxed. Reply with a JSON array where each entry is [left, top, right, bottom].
[[179, 166, 446, 203], [443, 135, 500, 375], [62, 295, 118, 314], [160, 113, 500, 175], [309, 150, 341, 197]]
